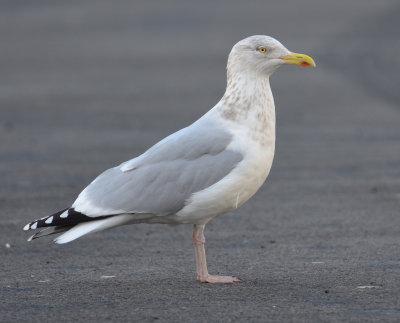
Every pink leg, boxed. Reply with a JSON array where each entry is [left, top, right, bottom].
[[192, 224, 240, 284]]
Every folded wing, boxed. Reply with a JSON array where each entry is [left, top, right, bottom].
[[73, 121, 243, 217]]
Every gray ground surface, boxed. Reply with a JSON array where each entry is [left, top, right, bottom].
[[1, 1, 400, 322]]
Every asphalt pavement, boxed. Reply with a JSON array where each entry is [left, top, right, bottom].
[[1, 1, 400, 322]]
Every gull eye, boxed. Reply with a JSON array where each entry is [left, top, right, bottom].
[[258, 46, 267, 53]]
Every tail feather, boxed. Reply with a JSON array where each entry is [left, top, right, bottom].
[[54, 214, 134, 244], [27, 226, 71, 242]]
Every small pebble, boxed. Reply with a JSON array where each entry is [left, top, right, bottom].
[[38, 279, 50, 283]]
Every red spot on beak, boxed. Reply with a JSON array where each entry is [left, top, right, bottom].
[[300, 61, 310, 66]]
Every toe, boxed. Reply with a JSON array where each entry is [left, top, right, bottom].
[[198, 275, 241, 284]]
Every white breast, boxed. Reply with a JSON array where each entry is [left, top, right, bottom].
[[176, 107, 276, 224], [174, 70, 276, 224]]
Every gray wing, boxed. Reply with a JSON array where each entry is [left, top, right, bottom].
[[72, 122, 243, 216]]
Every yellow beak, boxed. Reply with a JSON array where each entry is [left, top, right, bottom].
[[280, 52, 316, 67]]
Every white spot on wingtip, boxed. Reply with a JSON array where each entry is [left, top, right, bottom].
[[27, 235, 34, 242], [5, 243, 11, 248], [45, 216, 53, 224], [23, 224, 30, 231], [60, 210, 68, 218], [31, 222, 38, 230]]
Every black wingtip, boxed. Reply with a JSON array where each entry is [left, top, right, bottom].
[[23, 208, 109, 232], [23, 208, 69, 231]]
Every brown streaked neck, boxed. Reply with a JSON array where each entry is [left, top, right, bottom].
[[217, 71, 275, 127]]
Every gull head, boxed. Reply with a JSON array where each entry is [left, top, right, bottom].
[[227, 35, 315, 77]]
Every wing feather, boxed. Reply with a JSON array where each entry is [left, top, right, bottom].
[[73, 122, 242, 217]]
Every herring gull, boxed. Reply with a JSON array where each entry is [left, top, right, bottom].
[[23, 35, 315, 283]]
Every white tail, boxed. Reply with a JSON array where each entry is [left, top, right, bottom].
[[54, 214, 133, 244]]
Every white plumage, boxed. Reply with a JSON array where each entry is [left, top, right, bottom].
[[54, 215, 134, 244], [24, 35, 315, 283]]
